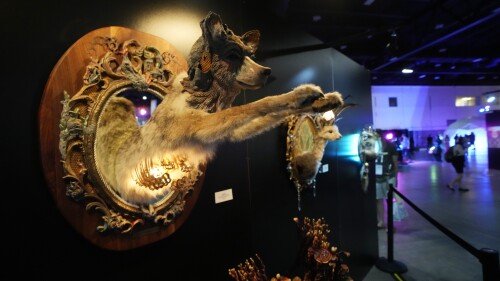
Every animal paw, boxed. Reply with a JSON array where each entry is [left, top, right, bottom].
[[290, 84, 324, 108], [312, 91, 344, 112]]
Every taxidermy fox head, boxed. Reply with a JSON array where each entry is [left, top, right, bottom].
[[317, 113, 342, 142]]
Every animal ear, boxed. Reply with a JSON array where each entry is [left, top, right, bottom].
[[332, 102, 357, 120], [241, 30, 260, 54], [201, 11, 227, 45]]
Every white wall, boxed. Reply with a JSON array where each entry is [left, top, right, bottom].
[[372, 85, 500, 131]]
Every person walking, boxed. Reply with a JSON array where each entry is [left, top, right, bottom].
[[446, 137, 468, 192], [469, 132, 475, 150]]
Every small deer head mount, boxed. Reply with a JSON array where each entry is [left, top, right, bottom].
[[286, 103, 354, 210]]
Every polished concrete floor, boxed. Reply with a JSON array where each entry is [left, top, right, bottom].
[[364, 148, 500, 281]]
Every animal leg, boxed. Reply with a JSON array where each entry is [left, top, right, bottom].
[[190, 86, 344, 143]]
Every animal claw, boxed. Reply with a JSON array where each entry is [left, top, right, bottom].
[[311, 92, 344, 112], [291, 84, 325, 108]]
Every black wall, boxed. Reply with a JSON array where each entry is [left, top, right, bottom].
[[2, 0, 376, 280]]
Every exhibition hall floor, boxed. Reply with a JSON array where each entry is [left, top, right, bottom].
[[364, 149, 500, 281]]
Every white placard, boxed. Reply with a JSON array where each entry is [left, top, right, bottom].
[[322, 164, 329, 173], [214, 189, 233, 204]]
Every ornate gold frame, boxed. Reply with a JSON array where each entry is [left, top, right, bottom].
[[286, 114, 324, 210], [39, 27, 203, 250]]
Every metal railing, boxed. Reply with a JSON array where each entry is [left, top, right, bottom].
[[376, 184, 500, 281]]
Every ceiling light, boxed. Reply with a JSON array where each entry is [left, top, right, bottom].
[[472, 58, 483, 63], [419, 75, 426, 79], [312, 15, 322, 22], [435, 23, 444, 29], [487, 96, 496, 103], [402, 68, 413, 74], [434, 76, 440, 80]]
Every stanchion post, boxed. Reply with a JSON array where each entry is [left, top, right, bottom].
[[479, 248, 499, 281], [375, 184, 408, 274], [387, 184, 394, 262]]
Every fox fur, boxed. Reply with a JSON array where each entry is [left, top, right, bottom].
[[96, 11, 346, 206]]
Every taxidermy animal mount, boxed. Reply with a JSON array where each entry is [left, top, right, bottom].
[[358, 126, 381, 192], [97, 11, 344, 206], [286, 104, 353, 210], [41, 11, 347, 249]]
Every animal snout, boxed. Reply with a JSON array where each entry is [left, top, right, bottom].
[[262, 67, 271, 77], [236, 57, 272, 89]]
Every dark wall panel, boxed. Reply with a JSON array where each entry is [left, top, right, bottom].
[[241, 48, 377, 279]]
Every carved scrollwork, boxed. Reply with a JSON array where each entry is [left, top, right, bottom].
[[58, 36, 196, 234]]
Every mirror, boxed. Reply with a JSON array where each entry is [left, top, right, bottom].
[[40, 27, 200, 250], [286, 105, 352, 210], [358, 126, 382, 192]]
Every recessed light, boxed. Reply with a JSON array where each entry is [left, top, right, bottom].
[[312, 15, 322, 22], [402, 69, 413, 74], [419, 75, 426, 79]]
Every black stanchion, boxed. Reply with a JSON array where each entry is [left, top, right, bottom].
[[386, 186, 500, 279], [375, 184, 408, 274], [479, 248, 500, 281]]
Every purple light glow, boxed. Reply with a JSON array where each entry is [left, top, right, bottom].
[[139, 108, 148, 116]]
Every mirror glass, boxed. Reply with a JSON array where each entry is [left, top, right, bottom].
[[118, 90, 161, 126]]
